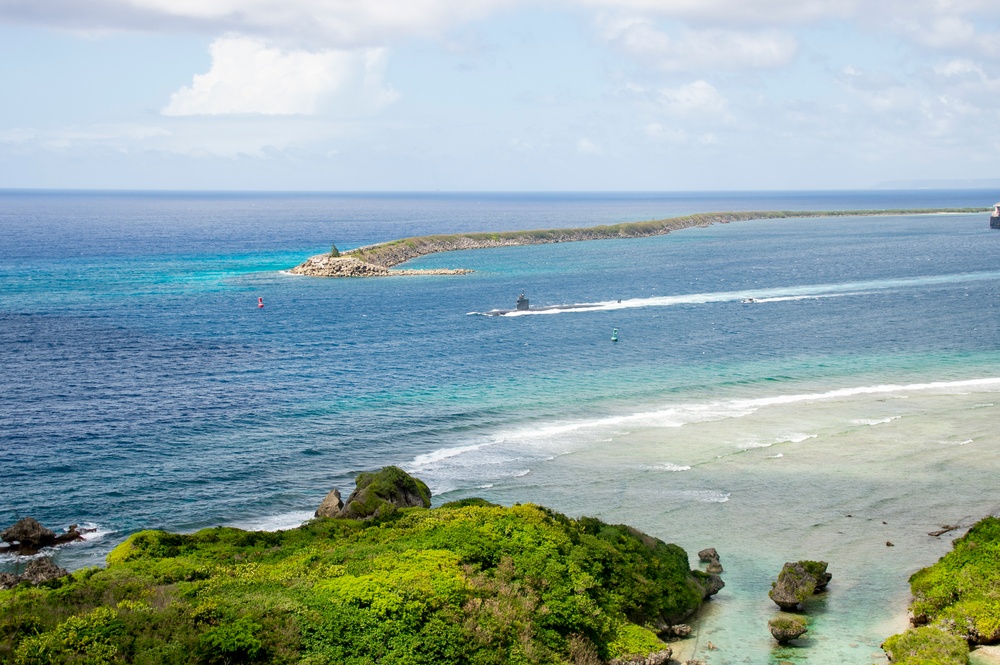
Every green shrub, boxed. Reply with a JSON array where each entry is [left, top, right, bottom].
[[605, 622, 665, 660], [197, 617, 263, 664], [908, 517, 1000, 643], [882, 626, 969, 665], [13, 607, 124, 664]]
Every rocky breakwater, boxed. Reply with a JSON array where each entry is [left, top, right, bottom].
[[291, 208, 985, 277], [289, 254, 473, 278]]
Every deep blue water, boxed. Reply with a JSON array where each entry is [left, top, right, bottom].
[[2, 189, 1000, 569]]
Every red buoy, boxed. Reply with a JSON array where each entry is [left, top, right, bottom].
[[258, 297, 264, 308]]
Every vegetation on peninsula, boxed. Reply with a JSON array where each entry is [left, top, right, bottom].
[[327, 207, 988, 271], [0, 471, 715, 664]]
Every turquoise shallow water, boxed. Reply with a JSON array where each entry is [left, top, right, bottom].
[[2, 190, 1000, 663]]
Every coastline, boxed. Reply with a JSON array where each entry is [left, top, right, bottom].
[[290, 207, 988, 276]]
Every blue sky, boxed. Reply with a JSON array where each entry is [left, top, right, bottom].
[[2, 0, 999, 191]]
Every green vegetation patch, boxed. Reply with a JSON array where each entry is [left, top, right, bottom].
[[882, 626, 970, 665], [908, 517, 1000, 644], [0, 503, 705, 664]]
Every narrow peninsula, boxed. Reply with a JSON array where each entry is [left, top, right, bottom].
[[290, 207, 987, 277]]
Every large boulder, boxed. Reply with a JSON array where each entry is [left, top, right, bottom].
[[20, 557, 68, 585], [315, 488, 344, 517], [769, 561, 831, 611], [0, 557, 69, 588], [2, 517, 56, 549], [694, 572, 725, 599], [698, 546, 724, 573], [768, 614, 808, 643], [317, 466, 431, 520]]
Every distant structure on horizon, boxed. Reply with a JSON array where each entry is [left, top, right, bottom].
[[992, 202, 1000, 229]]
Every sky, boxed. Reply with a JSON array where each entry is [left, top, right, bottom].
[[1, 0, 1000, 191]]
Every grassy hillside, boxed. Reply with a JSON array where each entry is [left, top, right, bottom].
[[0, 502, 712, 664]]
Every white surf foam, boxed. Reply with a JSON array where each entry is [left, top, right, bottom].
[[411, 442, 491, 468], [686, 490, 730, 503], [70, 522, 114, 544], [768, 453, 784, 459], [649, 463, 692, 472], [850, 416, 901, 426], [778, 433, 817, 443], [404, 376, 1000, 496], [738, 441, 774, 450], [940, 439, 974, 446], [231, 511, 314, 532]]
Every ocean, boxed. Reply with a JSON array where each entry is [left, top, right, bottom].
[[2, 189, 1000, 664]]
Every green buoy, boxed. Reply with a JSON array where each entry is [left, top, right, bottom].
[[611, 328, 618, 342]]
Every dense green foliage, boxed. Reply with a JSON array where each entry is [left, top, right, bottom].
[[882, 626, 969, 665], [907, 517, 1000, 644], [346, 208, 988, 268], [329, 244, 340, 258], [0, 503, 705, 664]]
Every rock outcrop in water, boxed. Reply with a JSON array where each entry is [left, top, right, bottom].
[[698, 547, 723, 573], [315, 466, 432, 519], [290, 254, 473, 277], [768, 614, 808, 643], [0, 517, 85, 554], [769, 561, 831, 611]]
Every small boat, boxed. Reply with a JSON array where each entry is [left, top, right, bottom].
[[741, 297, 758, 304]]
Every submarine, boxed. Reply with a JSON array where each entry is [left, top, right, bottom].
[[482, 292, 607, 316]]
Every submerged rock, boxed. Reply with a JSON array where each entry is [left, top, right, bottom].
[[769, 614, 808, 643], [316, 466, 431, 520], [769, 561, 831, 611]]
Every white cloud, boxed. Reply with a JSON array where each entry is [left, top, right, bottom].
[[656, 80, 731, 121], [601, 17, 797, 71], [162, 36, 399, 116], [576, 137, 602, 154], [1, 0, 517, 48], [645, 123, 717, 145]]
